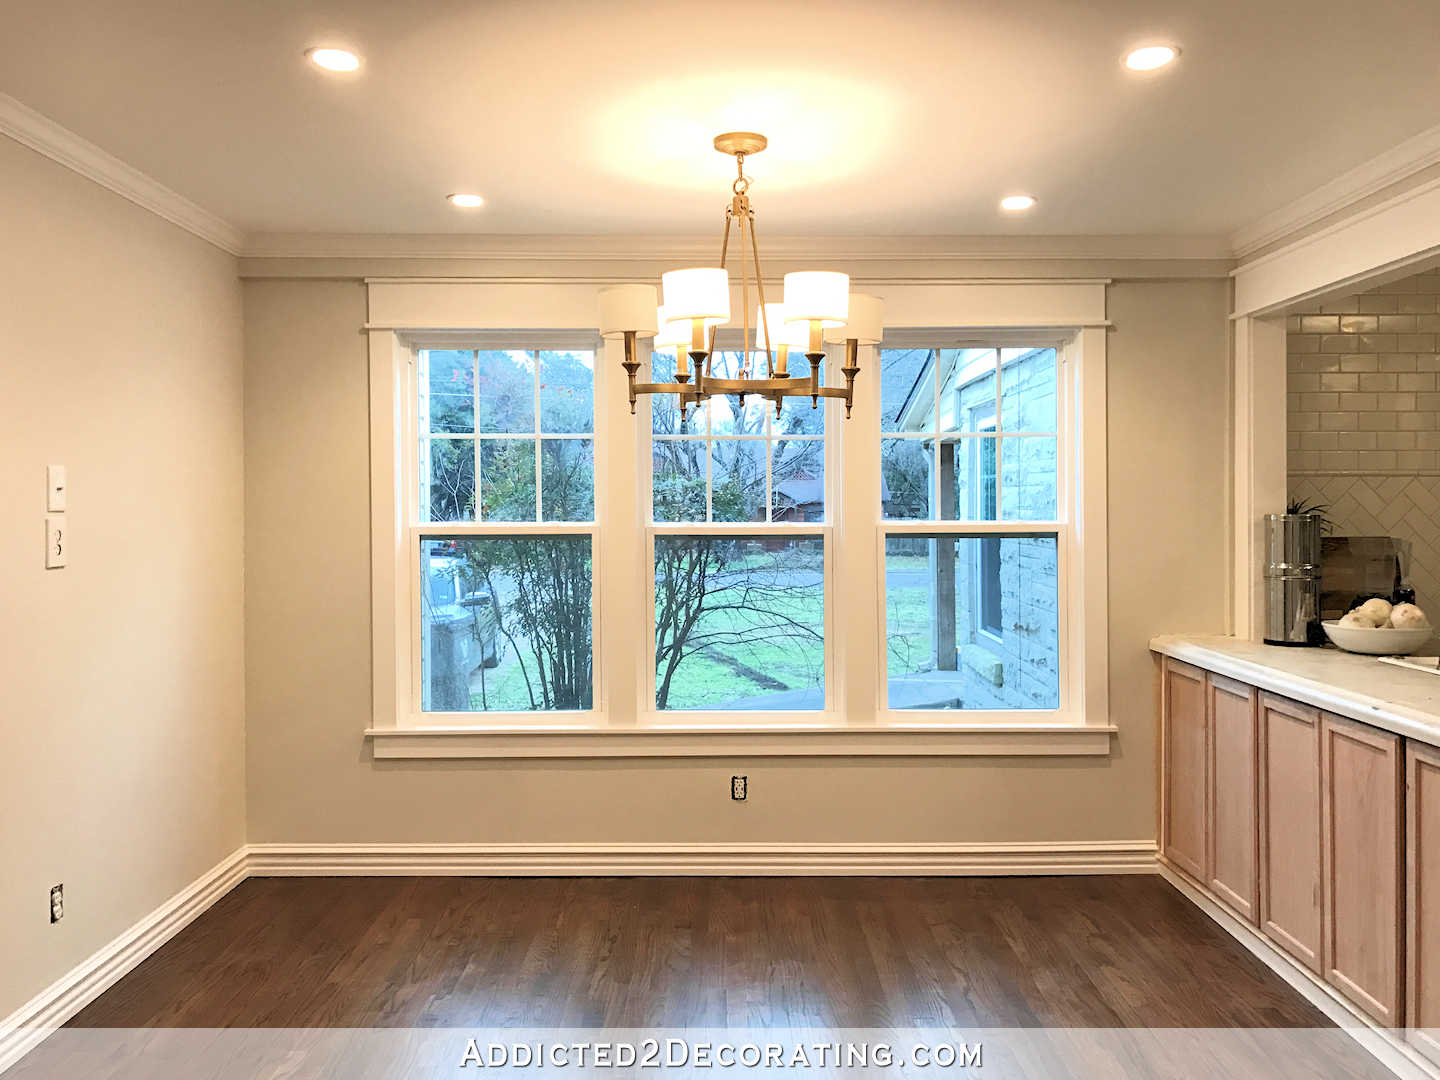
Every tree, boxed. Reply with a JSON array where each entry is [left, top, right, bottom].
[[457, 350, 596, 710], [650, 368, 825, 709]]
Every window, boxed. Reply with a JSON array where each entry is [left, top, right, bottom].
[[647, 348, 829, 712], [367, 279, 1108, 756], [415, 346, 597, 715], [880, 346, 1062, 712]]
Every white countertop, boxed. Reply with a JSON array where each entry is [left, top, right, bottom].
[[1150, 635, 1440, 747]]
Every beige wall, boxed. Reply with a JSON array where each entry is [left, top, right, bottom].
[[243, 276, 1230, 845], [0, 138, 246, 1019]]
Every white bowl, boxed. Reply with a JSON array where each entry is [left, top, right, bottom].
[[1322, 620, 1434, 656]]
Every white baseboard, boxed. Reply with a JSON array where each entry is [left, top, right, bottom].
[[1157, 861, 1437, 1080], [245, 840, 1159, 877], [0, 846, 248, 1076]]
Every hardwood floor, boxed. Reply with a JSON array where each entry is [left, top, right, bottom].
[[68, 875, 1340, 1030]]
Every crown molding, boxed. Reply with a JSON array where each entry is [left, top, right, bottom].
[[1231, 121, 1440, 260], [241, 231, 1234, 263], [0, 93, 246, 255]]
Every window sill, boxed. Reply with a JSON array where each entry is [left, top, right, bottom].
[[364, 721, 1116, 759]]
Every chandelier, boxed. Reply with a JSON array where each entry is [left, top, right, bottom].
[[598, 132, 883, 419]]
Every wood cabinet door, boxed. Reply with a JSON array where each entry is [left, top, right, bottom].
[[1259, 692, 1324, 974], [1410, 742, 1440, 1061], [1322, 712, 1403, 1025], [1208, 673, 1259, 924], [1162, 658, 1208, 882]]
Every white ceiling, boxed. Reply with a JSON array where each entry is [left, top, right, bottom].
[[2, 0, 1439, 240]]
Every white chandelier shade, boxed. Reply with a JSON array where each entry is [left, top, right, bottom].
[[824, 293, 885, 346], [653, 305, 693, 349], [661, 268, 731, 325], [783, 271, 850, 327], [598, 284, 659, 340], [757, 302, 809, 352]]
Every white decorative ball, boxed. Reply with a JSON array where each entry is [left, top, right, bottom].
[[1390, 603, 1430, 630], [1357, 598, 1394, 626]]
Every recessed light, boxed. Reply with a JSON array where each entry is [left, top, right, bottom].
[[448, 193, 485, 208], [307, 47, 360, 72], [1000, 194, 1036, 212], [1124, 44, 1179, 71]]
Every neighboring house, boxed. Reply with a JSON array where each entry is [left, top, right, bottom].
[[892, 347, 1060, 710]]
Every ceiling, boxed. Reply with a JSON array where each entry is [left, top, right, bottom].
[[2, 0, 1439, 240]]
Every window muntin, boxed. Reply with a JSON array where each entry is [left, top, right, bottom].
[[419, 348, 596, 524], [415, 346, 597, 717], [651, 350, 826, 524], [879, 345, 1063, 713], [648, 346, 829, 713]]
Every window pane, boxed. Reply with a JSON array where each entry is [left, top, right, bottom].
[[880, 348, 935, 433], [884, 535, 1059, 711], [652, 440, 706, 522], [654, 536, 824, 711], [422, 350, 474, 434], [1000, 436, 1058, 521], [539, 350, 594, 434], [939, 436, 997, 522], [940, 348, 999, 435], [881, 438, 932, 520], [772, 438, 825, 522], [541, 439, 594, 521], [1000, 347, 1058, 432], [478, 439, 536, 521], [424, 438, 475, 522], [475, 350, 535, 434], [421, 536, 592, 712], [710, 440, 767, 522]]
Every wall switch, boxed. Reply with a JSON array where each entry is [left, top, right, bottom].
[[45, 516, 66, 568], [46, 465, 67, 511], [50, 884, 63, 924], [731, 775, 747, 801]]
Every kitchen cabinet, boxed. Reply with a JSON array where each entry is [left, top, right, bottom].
[[1162, 658, 1208, 882], [1409, 741, 1440, 1062], [1321, 713, 1403, 1024], [1258, 692, 1324, 975], [1207, 674, 1259, 924]]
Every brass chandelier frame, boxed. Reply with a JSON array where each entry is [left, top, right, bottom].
[[619, 132, 863, 419]]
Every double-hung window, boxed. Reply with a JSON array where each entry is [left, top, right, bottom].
[[414, 343, 599, 717], [879, 343, 1065, 714], [647, 347, 830, 714]]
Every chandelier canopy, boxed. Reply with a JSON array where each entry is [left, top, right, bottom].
[[599, 132, 883, 419]]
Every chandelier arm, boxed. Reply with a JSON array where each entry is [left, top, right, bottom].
[[707, 208, 734, 384], [737, 193, 750, 380], [746, 210, 774, 380]]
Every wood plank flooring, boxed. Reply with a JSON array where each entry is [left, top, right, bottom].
[[68, 875, 1339, 1030]]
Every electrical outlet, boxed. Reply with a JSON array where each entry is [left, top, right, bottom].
[[50, 884, 63, 924], [731, 775, 747, 801]]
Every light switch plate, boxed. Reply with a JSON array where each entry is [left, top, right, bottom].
[[46, 516, 66, 568], [47, 465, 67, 512]]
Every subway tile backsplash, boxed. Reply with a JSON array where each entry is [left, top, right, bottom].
[[1289, 267, 1440, 613], [1289, 268, 1440, 477]]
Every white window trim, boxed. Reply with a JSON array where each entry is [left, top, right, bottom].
[[364, 279, 1112, 758]]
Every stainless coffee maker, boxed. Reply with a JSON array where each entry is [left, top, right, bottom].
[[1264, 513, 1323, 646]]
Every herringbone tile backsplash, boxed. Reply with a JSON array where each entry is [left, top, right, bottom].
[[1287, 474, 1440, 613], [1288, 268, 1440, 615]]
